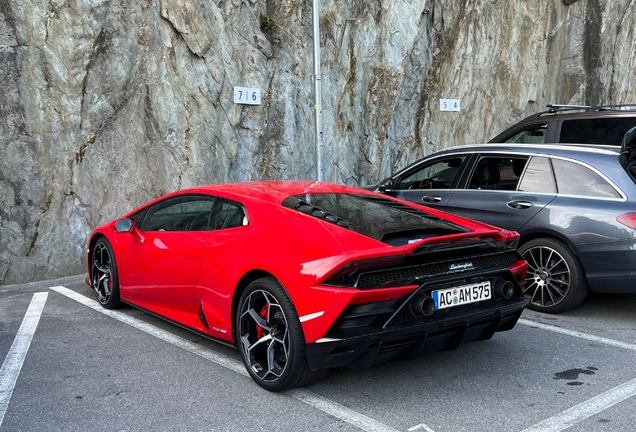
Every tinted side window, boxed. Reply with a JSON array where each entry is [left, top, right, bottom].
[[211, 200, 247, 230], [469, 157, 528, 190], [559, 118, 636, 145], [396, 157, 466, 190], [518, 156, 555, 193], [504, 124, 548, 144], [131, 208, 148, 227], [140, 195, 215, 232], [552, 158, 621, 198]]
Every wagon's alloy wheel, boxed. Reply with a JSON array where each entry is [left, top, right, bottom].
[[236, 277, 321, 391], [523, 245, 570, 307], [519, 238, 588, 313], [90, 238, 121, 309], [239, 289, 290, 382]]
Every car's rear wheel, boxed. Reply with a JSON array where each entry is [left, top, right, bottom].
[[236, 277, 318, 391], [519, 238, 588, 313], [91, 238, 121, 309]]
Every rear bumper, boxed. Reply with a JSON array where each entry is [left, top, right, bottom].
[[575, 241, 636, 293], [306, 296, 528, 371], [587, 276, 636, 293]]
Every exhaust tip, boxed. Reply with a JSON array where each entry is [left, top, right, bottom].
[[411, 294, 436, 317], [495, 280, 515, 299]]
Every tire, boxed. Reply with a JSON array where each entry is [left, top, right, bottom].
[[90, 237, 122, 309], [236, 277, 317, 391], [519, 238, 588, 313]]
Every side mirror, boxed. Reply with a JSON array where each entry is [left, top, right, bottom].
[[377, 177, 393, 193], [115, 218, 134, 233], [622, 126, 636, 151]]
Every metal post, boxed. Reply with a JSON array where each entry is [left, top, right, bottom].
[[312, 0, 324, 181]]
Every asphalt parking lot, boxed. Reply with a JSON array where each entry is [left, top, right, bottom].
[[1, 275, 635, 432]]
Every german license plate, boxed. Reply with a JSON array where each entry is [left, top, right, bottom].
[[432, 281, 491, 310]]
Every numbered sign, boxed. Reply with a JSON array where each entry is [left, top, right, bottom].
[[440, 98, 461, 112], [234, 87, 261, 105]]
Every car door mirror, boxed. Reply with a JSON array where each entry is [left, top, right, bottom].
[[377, 177, 393, 192], [115, 218, 134, 233]]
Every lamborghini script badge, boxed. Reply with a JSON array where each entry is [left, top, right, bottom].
[[450, 262, 474, 271]]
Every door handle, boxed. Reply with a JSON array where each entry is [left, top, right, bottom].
[[421, 195, 442, 203], [507, 200, 532, 209]]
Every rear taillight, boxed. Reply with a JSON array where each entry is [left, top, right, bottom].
[[617, 212, 636, 229], [496, 238, 519, 251]]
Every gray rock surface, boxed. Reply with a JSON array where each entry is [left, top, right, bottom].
[[1, 0, 635, 285]]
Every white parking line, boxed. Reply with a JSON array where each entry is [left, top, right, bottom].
[[408, 423, 436, 431], [518, 318, 636, 351], [50, 286, 400, 432], [49, 286, 247, 375], [519, 317, 636, 431], [287, 389, 403, 432], [520, 376, 636, 432], [0, 292, 48, 427]]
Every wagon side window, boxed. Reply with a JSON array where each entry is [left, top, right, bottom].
[[469, 157, 528, 190], [518, 156, 556, 193], [551, 158, 621, 198], [395, 157, 467, 190]]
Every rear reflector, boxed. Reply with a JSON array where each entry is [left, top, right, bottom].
[[617, 212, 636, 229]]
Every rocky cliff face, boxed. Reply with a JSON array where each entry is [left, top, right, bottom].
[[1, 0, 635, 285]]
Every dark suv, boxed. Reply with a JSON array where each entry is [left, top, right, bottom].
[[490, 104, 636, 146]]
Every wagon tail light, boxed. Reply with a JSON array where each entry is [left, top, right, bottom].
[[617, 212, 636, 229]]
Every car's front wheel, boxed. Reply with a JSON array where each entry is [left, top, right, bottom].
[[236, 277, 318, 391], [90, 238, 121, 309], [519, 238, 588, 313]]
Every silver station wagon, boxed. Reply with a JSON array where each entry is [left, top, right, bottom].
[[374, 143, 636, 313]]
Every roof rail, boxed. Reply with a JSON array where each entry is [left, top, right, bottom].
[[546, 104, 636, 113]]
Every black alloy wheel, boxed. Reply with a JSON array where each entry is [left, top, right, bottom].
[[236, 277, 321, 391], [91, 238, 121, 309], [519, 238, 588, 313]]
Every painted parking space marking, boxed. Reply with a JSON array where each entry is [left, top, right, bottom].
[[519, 317, 636, 431], [49, 286, 247, 375], [519, 318, 636, 351], [521, 376, 636, 432], [408, 423, 436, 431], [52, 285, 636, 432], [0, 292, 48, 427], [287, 389, 404, 432], [50, 286, 401, 432]]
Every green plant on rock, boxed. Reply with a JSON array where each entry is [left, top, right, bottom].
[[260, 14, 276, 33]]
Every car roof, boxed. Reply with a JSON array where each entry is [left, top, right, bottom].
[[431, 143, 620, 159], [488, 105, 636, 144], [530, 104, 636, 117], [163, 180, 374, 205]]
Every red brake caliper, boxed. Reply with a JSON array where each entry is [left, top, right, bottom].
[[256, 303, 269, 339]]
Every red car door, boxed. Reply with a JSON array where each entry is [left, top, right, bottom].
[[119, 230, 209, 309], [118, 195, 215, 310]]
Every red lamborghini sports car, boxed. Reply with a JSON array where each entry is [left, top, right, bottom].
[[86, 181, 528, 391]]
